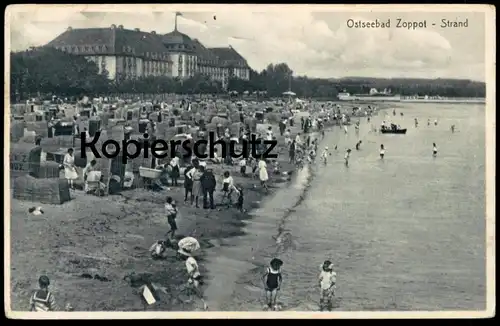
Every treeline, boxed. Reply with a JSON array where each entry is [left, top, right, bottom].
[[10, 47, 485, 102]]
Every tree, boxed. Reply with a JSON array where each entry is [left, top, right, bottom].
[[9, 49, 486, 101]]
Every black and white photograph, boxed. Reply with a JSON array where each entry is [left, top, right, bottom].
[[5, 4, 495, 318]]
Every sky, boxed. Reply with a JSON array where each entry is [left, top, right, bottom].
[[6, 4, 489, 81]]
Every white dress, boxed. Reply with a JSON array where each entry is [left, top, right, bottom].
[[258, 160, 269, 182], [63, 153, 79, 180]]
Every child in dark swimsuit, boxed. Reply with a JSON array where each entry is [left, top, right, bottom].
[[262, 258, 283, 310]]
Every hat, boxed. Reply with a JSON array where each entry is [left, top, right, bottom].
[[325, 146, 328, 150]]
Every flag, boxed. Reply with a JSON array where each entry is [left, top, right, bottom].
[[175, 12, 183, 17]]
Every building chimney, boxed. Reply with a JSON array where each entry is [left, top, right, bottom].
[[134, 28, 140, 32], [118, 25, 124, 29], [151, 31, 156, 35], [111, 24, 116, 29], [67, 26, 72, 31]]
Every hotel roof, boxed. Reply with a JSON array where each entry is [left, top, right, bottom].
[[47, 25, 249, 67]]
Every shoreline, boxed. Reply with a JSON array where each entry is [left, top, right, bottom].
[[9, 106, 382, 312], [9, 114, 307, 311], [200, 119, 375, 311]]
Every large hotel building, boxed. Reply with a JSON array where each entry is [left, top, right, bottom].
[[46, 17, 251, 87]]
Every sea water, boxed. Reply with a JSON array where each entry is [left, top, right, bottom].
[[204, 103, 487, 311]]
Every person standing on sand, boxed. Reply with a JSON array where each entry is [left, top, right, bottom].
[[380, 144, 385, 159], [288, 140, 296, 164], [63, 148, 78, 189], [258, 156, 269, 192], [221, 171, 235, 207], [200, 168, 217, 209], [169, 156, 180, 186], [183, 164, 194, 203], [262, 258, 283, 311], [318, 260, 337, 311], [30, 276, 58, 312], [186, 165, 204, 208], [165, 197, 178, 240]]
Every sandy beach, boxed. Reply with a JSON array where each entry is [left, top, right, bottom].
[[9, 113, 307, 311]]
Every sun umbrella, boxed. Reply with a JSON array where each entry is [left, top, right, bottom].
[[282, 91, 296, 96], [178, 237, 200, 253]]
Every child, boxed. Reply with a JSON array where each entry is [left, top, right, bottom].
[[221, 171, 235, 207], [344, 149, 351, 166], [235, 186, 244, 212], [272, 160, 281, 175], [433, 142, 438, 157], [262, 258, 283, 310], [321, 146, 329, 165], [165, 197, 178, 240], [183, 253, 208, 309], [380, 144, 385, 159], [318, 260, 337, 311], [30, 275, 58, 312], [149, 239, 177, 259], [355, 140, 362, 151], [239, 158, 247, 176], [250, 157, 259, 179]]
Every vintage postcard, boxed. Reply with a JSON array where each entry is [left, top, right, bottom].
[[4, 4, 495, 319]]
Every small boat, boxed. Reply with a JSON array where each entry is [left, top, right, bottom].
[[380, 127, 407, 134]]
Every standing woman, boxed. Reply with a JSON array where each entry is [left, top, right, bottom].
[[183, 164, 194, 203], [258, 156, 269, 192], [63, 148, 78, 189], [432, 143, 438, 157], [187, 165, 204, 208], [380, 144, 385, 160]]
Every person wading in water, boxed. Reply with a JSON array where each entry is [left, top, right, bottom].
[[262, 258, 283, 311]]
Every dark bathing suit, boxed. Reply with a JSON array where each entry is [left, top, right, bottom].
[[266, 268, 281, 291], [168, 213, 177, 231]]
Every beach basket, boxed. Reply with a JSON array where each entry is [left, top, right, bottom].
[[39, 161, 61, 179], [10, 122, 26, 143], [13, 175, 71, 204], [11, 104, 27, 116], [139, 167, 162, 179]]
